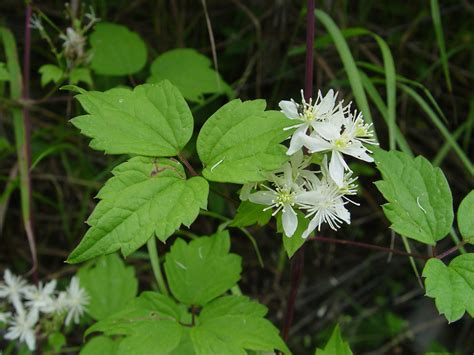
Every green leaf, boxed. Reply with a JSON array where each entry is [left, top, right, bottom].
[[197, 99, 291, 183], [86, 292, 183, 355], [39, 64, 63, 87], [67, 157, 208, 263], [458, 190, 474, 243], [80, 336, 119, 355], [90, 22, 147, 76], [191, 295, 290, 355], [230, 201, 272, 228], [70, 67, 92, 86], [315, 325, 353, 355], [373, 149, 453, 245], [277, 211, 309, 258], [71, 81, 194, 156], [422, 254, 474, 322], [48, 332, 66, 353], [0, 62, 8, 81], [78, 253, 138, 320], [164, 231, 241, 306], [149, 48, 232, 103]]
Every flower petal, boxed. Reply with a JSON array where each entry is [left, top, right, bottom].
[[329, 151, 346, 187], [302, 135, 332, 153], [248, 191, 275, 206], [317, 89, 336, 114], [279, 100, 300, 119], [282, 206, 298, 237], [341, 143, 374, 162], [286, 125, 308, 155], [302, 216, 320, 239], [311, 121, 340, 141]]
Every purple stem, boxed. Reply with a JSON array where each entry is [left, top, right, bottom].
[[304, 0, 315, 101]]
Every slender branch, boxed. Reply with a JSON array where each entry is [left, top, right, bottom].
[[304, 0, 315, 100], [177, 153, 199, 177], [437, 240, 467, 260], [281, 0, 315, 342], [308, 236, 429, 260], [22, 3, 38, 283], [146, 237, 169, 295]]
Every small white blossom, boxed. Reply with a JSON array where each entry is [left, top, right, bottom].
[[4, 307, 38, 351], [29, 14, 43, 31], [279, 89, 342, 155], [303, 110, 374, 187], [0, 311, 11, 323], [24, 280, 57, 314], [60, 27, 86, 60], [295, 172, 351, 238], [63, 277, 89, 326], [0, 270, 28, 311]]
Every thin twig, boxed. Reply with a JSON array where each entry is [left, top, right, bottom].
[[308, 236, 429, 260], [177, 153, 199, 177], [436, 240, 467, 260]]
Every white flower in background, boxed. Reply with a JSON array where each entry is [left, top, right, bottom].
[[303, 111, 374, 187], [0, 269, 28, 311], [295, 173, 351, 238], [24, 280, 57, 314], [64, 277, 89, 326], [60, 27, 86, 59], [52, 291, 68, 314], [279, 89, 342, 155], [0, 311, 11, 323], [249, 163, 306, 237], [4, 307, 38, 351]]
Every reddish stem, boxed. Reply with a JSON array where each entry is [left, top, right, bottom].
[[178, 154, 199, 177], [304, 0, 315, 101], [436, 240, 467, 260], [308, 236, 429, 260]]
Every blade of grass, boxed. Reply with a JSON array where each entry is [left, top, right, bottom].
[[358, 71, 412, 156], [0, 25, 38, 278], [315, 10, 376, 136], [430, 0, 452, 92], [399, 83, 473, 175], [432, 122, 466, 167]]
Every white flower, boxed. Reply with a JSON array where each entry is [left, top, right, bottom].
[[60, 27, 86, 59], [279, 89, 341, 155], [0, 311, 11, 323], [0, 270, 29, 311], [295, 173, 351, 238], [23, 280, 57, 314], [4, 307, 38, 351], [64, 277, 89, 326], [29, 14, 43, 31], [303, 110, 374, 187], [248, 163, 304, 237]]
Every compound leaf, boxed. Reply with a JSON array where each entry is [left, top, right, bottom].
[[230, 201, 272, 228], [191, 295, 290, 355], [80, 336, 119, 355], [149, 48, 232, 103], [164, 231, 241, 307], [374, 149, 453, 245], [90, 22, 147, 76], [197, 99, 292, 183], [39, 64, 63, 87], [423, 254, 474, 322], [71, 81, 193, 156], [78, 253, 138, 320], [67, 157, 208, 263]]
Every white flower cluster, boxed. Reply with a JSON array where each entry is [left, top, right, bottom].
[[243, 89, 376, 238], [0, 270, 89, 351]]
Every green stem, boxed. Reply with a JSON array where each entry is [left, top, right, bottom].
[[146, 237, 169, 295]]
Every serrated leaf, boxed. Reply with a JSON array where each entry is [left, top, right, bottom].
[[277, 211, 309, 258], [164, 231, 241, 306], [39, 64, 63, 87], [0, 62, 9, 81], [90, 22, 147, 76], [80, 336, 119, 355], [458, 190, 474, 243], [71, 81, 193, 156], [68, 157, 208, 263], [191, 295, 290, 355], [78, 253, 138, 320], [422, 254, 474, 322], [315, 325, 353, 355], [149, 48, 232, 103], [230, 201, 272, 228], [197, 99, 292, 183], [86, 292, 183, 355], [70, 67, 92, 86], [373, 149, 453, 245]]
